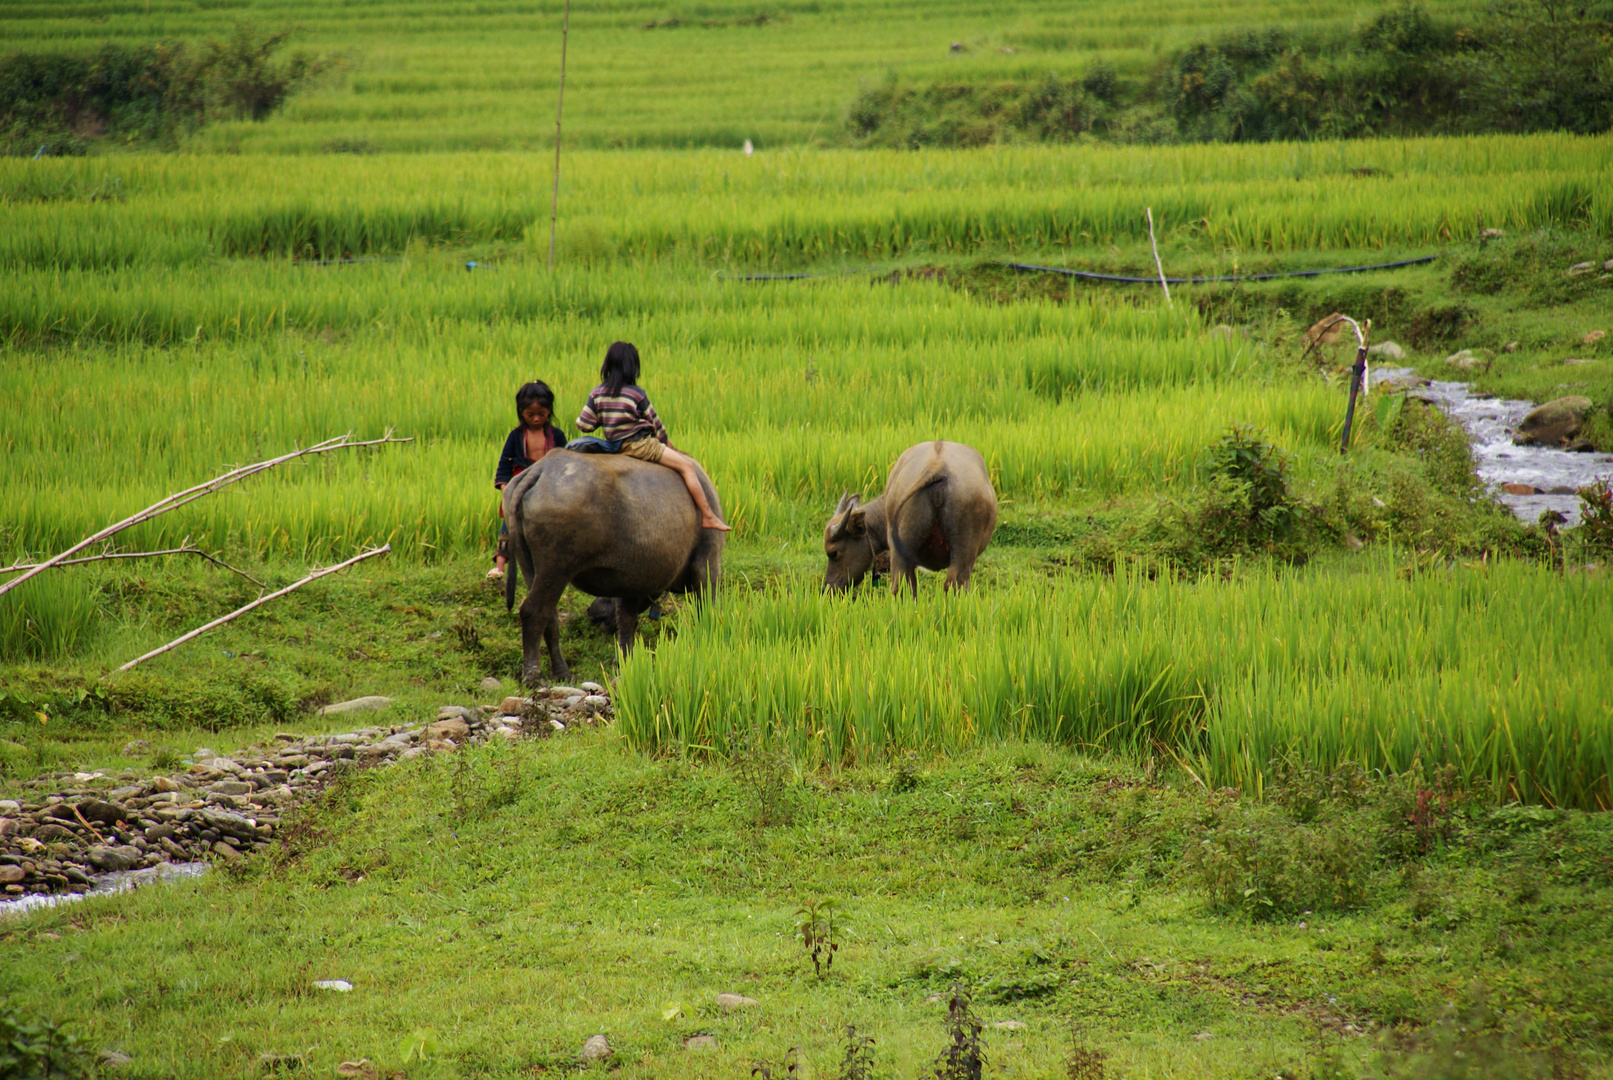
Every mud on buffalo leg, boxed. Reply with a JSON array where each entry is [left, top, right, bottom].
[[518, 576, 570, 684]]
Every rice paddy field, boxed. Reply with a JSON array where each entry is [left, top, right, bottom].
[[7, 3, 1613, 1077], [4, 125, 1613, 807]]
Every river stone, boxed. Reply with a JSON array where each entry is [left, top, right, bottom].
[[152, 776, 180, 793], [579, 1035, 612, 1062], [544, 686, 586, 699], [1445, 349, 1484, 370], [716, 993, 759, 1012], [1368, 341, 1405, 361], [1569, 261, 1597, 276], [86, 845, 141, 871], [425, 717, 470, 742], [0, 865, 24, 884], [500, 696, 533, 714], [579, 681, 605, 695], [99, 1050, 134, 1070], [1515, 396, 1593, 446], [121, 740, 150, 757], [210, 781, 254, 797], [212, 840, 244, 861], [198, 808, 261, 842], [582, 695, 610, 712], [436, 705, 475, 721], [319, 696, 394, 717], [193, 747, 218, 761], [34, 823, 77, 843], [1502, 483, 1539, 495], [145, 824, 176, 842], [0, 800, 18, 815], [69, 799, 125, 825]]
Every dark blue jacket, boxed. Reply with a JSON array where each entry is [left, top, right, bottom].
[[494, 424, 568, 487]]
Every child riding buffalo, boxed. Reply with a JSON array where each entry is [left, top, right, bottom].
[[573, 341, 730, 531]]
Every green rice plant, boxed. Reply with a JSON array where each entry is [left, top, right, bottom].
[[616, 559, 1613, 808], [0, 573, 99, 661]]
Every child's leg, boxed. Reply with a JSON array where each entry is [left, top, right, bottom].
[[658, 447, 731, 531]]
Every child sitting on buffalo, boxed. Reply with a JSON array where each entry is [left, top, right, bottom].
[[489, 380, 569, 580], [572, 341, 730, 531]]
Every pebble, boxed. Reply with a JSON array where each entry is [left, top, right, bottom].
[[478, 676, 503, 693], [716, 993, 759, 1012], [579, 1034, 612, 1062], [313, 979, 354, 992]]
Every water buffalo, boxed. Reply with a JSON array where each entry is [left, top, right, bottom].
[[823, 440, 997, 596], [503, 449, 724, 683]]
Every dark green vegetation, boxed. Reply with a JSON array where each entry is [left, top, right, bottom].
[[4, 734, 1612, 1078], [849, 1, 1613, 147], [1, 24, 332, 156]]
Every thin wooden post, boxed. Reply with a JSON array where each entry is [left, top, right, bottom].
[[547, 0, 572, 271], [1146, 207, 1171, 307]]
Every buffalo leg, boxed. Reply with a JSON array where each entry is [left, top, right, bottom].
[[614, 596, 652, 657], [944, 551, 975, 592], [518, 576, 570, 685], [888, 549, 919, 599]]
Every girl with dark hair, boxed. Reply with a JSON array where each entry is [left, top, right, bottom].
[[574, 341, 730, 531], [489, 380, 569, 580]]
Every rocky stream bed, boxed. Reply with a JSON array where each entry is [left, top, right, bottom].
[[0, 681, 612, 915]]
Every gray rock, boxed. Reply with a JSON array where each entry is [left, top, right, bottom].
[[208, 757, 245, 775], [1569, 261, 1596, 276], [994, 1020, 1027, 1031], [1515, 396, 1594, 446], [144, 824, 176, 842], [545, 686, 586, 699], [1504, 341, 1520, 353], [120, 740, 150, 757], [1605, 259, 1613, 272], [581, 695, 610, 712], [70, 799, 125, 825], [193, 747, 217, 761], [86, 845, 141, 871], [565, 695, 585, 708], [99, 1050, 134, 1069], [399, 747, 433, 760], [716, 993, 758, 1012], [500, 696, 533, 714], [209, 781, 254, 797], [478, 676, 503, 694], [312, 979, 353, 992], [579, 681, 605, 694], [212, 840, 243, 860], [1367, 341, 1405, 361], [318, 696, 394, 717], [1446, 349, 1485, 370], [436, 705, 474, 721], [0, 800, 18, 815], [198, 809, 261, 842], [579, 1034, 612, 1062], [0, 865, 24, 884]]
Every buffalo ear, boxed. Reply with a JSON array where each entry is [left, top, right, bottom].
[[846, 508, 867, 537]]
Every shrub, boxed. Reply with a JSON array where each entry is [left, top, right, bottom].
[[1187, 799, 1371, 918], [0, 1000, 94, 1080], [1577, 477, 1613, 558]]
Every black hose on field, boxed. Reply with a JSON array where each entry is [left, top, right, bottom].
[[719, 254, 1439, 284], [1005, 254, 1438, 285]]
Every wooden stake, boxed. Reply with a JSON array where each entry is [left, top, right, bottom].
[[1145, 207, 1171, 307], [0, 432, 409, 602], [112, 545, 390, 674], [547, 0, 572, 271]]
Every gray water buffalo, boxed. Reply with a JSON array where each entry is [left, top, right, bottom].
[[503, 449, 724, 683], [823, 440, 997, 596]]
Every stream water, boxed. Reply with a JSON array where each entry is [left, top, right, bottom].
[[0, 861, 208, 918], [1374, 367, 1613, 527]]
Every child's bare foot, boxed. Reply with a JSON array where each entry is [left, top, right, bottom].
[[701, 515, 732, 532]]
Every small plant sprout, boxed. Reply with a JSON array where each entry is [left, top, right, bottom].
[[794, 898, 840, 977], [837, 1024, 877, 1080], [933, 983, 986, 1080]]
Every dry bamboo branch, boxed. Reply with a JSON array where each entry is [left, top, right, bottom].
[[111, 545, 390, 674], [0, 544, 267, 589], [547, 0, 572, 270], [0, 432, 409, 602], [1145, 207, 1172, 307]]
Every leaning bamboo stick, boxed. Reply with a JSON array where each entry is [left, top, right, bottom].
[[0, 432, 410, 601], [112, 545, 390, 674], [1145, 207, 1171, 308], [0, 543, 267, 589]]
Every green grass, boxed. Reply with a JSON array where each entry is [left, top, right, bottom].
[[0, 0, 1489, 154], [4, 733, 1612, 1078]]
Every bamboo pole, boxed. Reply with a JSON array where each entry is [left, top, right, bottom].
[[547, 0, 572, 271], [113, 545, 390, 674], [0, 432, 410, 602], [1145, 207, 1171, 307], [0, 543, 267, 589]]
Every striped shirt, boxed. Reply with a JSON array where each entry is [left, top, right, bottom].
[[575, 384, 668, 446]]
